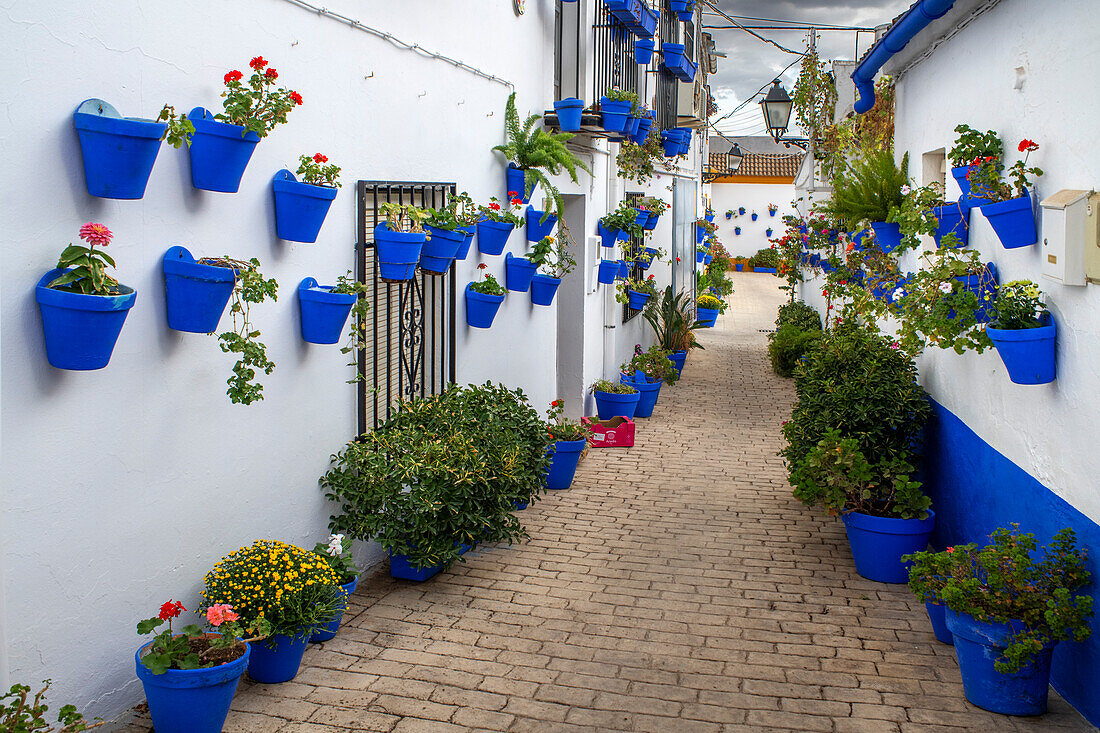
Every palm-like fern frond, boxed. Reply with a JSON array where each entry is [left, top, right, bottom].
[[829, 150, 909, 224]]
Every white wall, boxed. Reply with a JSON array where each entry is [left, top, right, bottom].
[[708, 182, 795, 258]]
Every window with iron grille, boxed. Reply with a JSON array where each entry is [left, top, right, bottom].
[[653, 1, 679, 132], [593, 4, 640, 101]]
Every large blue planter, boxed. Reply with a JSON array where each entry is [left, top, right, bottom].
[[840, 510, 935, 584], [642, 211, 659, 230], [553, 97, 584, 132], [755, 267, 776, 274], [390, 551, 442, 582], [594, 389, 640, 420], [635, 38, 655, 64], [981, 192, 1037, 249], [932, 202, 970, 247], [465, 283, 505, 328], [526, 208, 558, 241], [945, 609, 1055, 716], [135, 636, 249, 733], [925, 602, 954, 645], [620, 372, 662, 418], [272, 170, 338, 243], [375, 224, 425, 282], [530, 274, 561, 306], [626, 290, 651, 310], [668, 350, 687, 375], [476, 220, 513, 256], [421, 225, 464, 274], [545, 438, 586, 490], [247, 633, 309, 683], [987, 313, 1056, 385], [187, 107, 260, 193], [599, 98, 631, 132], [310, 576, 358, 642], [162, 246, 236, 334], [598, 221, 620, 248], [36, 269, 136, 370], [598, 259, 619, 285], [455, 225, 475, 260], [73, 99, 165, 199], [298, 278, 356, 345], [505, 252, 538, 292], [696, 306, 718, 327], [506, 164, 535, 203], [870, 221, 902, 253]]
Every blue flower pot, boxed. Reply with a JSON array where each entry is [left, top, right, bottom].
[[696, 306, 718, 327], [634, 208, 649, 226], [951, 164, 990, 203], [634, 116, 654, 145], [662, 42, 695, 80], [770, 210, 777, 217], [625, 115, 641, 140], [465, 283, 505, 328], [987, 312, 1055, 385], [635, 38, 656, 64], [247, 633, 310, 683], [530, 274, 561, 306], [599, 98, 632, 132], [620, 372, 662, 418], [73, 99, 165, 199], [695, 226, 706, 245], [660, 131, 680, 157], [766, 228, 774, 237], [298, 278, 356, 345], [598, 221, 620, 248], [594, 389, 640, 420], [598, 259, 619, 284], [981, 192, 1037, 249], [421, 225, 464, 274], [162, 246, 236, 334], [755, 267, 775, 274], [36, 269, 135, 370], [932, 202, 969, 247], [668, 350, 687, 375], [627, 290, 651, 310], [505, 252, 538, 292], [271, 170, 338, 243], [617, 260, 630, 279], [735, 263, 743, 271], [696, 249, 706, 264], [643, 211, 659, 230], [375, 224, 425, 282], [704, 212, 715, 223], [390, 551, 442, 581], [840, 510, 935, 584], [669, 0, 693, 20], [476, 220, 513, 256], [870, 221, 902, 253], [734, 227, 741, 235], [616, 226, 631, 242], [545, 438, 586, 490], [187, 107, 260, 193], [455, 225, 475, 260], [636, 248, 658, 270], [506, 164, 535, 203], [945, 609, 1055, 716], [751, 213, 758, 221], [135, 636, 249, 733], [310, 576, 358, 642], [953, 262, 998, 323], [925, 602, 954, 645], [553, 97, 584, 132], [526, 208, 558, 242]]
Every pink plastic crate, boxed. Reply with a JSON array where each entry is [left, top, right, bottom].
[[582, 416, 635, 448]]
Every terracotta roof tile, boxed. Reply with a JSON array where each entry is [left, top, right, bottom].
[[708, 152, 803, 179]]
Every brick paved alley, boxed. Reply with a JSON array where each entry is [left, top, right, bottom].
[[128, 274, 1094, 732]]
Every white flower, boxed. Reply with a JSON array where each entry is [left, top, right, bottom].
[[326, 533, 345, 556], [939, 281, 952, 294], [901, 185, 911, 196]]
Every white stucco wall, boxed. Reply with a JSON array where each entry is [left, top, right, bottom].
[[708, 182, 795, 258]]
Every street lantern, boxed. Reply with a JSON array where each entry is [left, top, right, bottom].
[[760, 80, 794, 144], [728, 143, 744, 172]]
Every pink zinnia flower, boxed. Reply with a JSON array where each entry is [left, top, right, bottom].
[[79, 222, 112, 248], [206, 604, 239, 627]]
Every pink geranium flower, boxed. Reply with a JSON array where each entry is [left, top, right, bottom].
[[205, 604, 239, 627]]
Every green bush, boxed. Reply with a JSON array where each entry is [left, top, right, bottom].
[[767, 324, 821, 378], [321, 382, 550, 570], [750, 247, 780, 269], [775, 301, 822, 332]]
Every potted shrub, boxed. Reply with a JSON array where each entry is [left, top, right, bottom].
[[36, 222, 136, 371], [553, 97, 584, 132], [297, 272, 367, 346], [375, 203, 430, 282], [465, 264, 507, 328], [476, 196, 523, 255], [750, 247, 780, 274], [695, 294, 721, 327], [545, 399, 589, 490], [643, 286, 704, 375], [202, 540, 342, 684], [600, 201, 642, 246], [309, 534, 359, 642], [271, 153, 340, 243], [422, 203, 466, 274], [135, 600, 263, 733], [695, 218, 716, 245], [189, 57, 301, 193], [620, 343, 678, 417], [493, 92, 590, 209], [530, 227, 578, 306], [829, 150, 909, 253], [322, 383, 550, 579], [949, 124, 1003, 202], [970, 139, 1043, 249], [616, 273, 657, 311], [904, 526, 1093, 716], [590, 379, 640, 420], [1, 680, 102, 731], [985, 279, 1056, 384], [598, 88, 636, 133]]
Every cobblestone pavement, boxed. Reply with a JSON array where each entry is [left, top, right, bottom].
[[124, 274, 1094, 732]]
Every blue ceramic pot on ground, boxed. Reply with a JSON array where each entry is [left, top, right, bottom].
[[598, 221, 620, 248], [136, 636, 249, 733], [73, 99, 165, 199], [187, 107, 260, 193], [598, 260, 619, 285], [310, 576, 358, 642], [545, 439, 587, 490], [374, 224, 426, 281], [599, 98, 631, 132], [932, 202, 970, 247], [620, 371, 662, 418], [594, 389, 640, 420], [526, 208, 558, 241], [987, 312, 1056, 385], [505, 252, 538, 292], [925, 602, 954, 645], [298, 278, 356, 345], [506, 164, 535, 203], [981, 192, 1037, 248], [36, 269, 136, 370], [455, 225, 475, 260], [696, 306, 718, 327], [945, 609, 1055, 716], [465, 284, 505, 328], [421, 225, 464, 274], [627, 290, 652, 310], [530, 274, 561, 306], [840, 510, 935, 583], [553, 97, 584, 132], [390, 552, 442, 582], [162, 246, 236, 334], [870, 221, 902, 253], [668, 350, 687, 375], [247, 633, 309, 683], [476, 220, 513, 256], [272, 170, 338, 243]]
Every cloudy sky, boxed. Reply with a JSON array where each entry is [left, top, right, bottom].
[[705, 0, 912, 135]]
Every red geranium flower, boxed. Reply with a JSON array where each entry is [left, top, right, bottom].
[[477, 263, 487, 270], [158, 600, 185, 620], [313, 153, 328, 163], [510, 197, 523, 206], [289, 91, 303, 106], [507, 190, 518, 197], [224, 70, 242, 84], [264, 67, 278, 80], [249, 56, 267, 70], [489, 202, 500, 211]]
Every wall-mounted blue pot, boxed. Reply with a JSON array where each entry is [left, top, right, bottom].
[[599, 97, 631, 132], [627, 290, 651, 310], [135, 637, 249, 733], [735, 227, 741, 235], [636, 247, 658, 270], [751, 212, 758, 221], [455, 225, 475, 260], [272, 169, 337, 243], [506, 164, 535, 203], [660, 131, 679, 157], [981, 191, 1037, 248], [162, 246, 237, 333], [247, 633, 309, 683], [36, 269, 136, 370], [526, 208, 558, 241], [553, 97, 584, 132], [669, 0, 693, 21], [634, 38, 656, 64], [932, 203, 970, 248], [544, 439, 586, 490], [704, 212, 715, 223], [598, 221, 620, 248], [309, 576, 358, 642], [633, 116, 654, 145], [465, 283, 504, 328], [73, 99, 165, 199], [617, 260, 630, 279], [476, 220, 513, 256], [421, 225, 464, 274], [695, 225, 706, 245], [624, 115, 641, 139], [870, 221, 902, 253], [374, 224, 425, 282], [841, 510, 935, 583], [643, 210, 659, 230], [187, 107, 260, 193], [505, 252, 538, 292], [766, 228, 773, 237], [695, 249, 706, 264], [598, 259, 619, 284], [530, 274, 561, 306], [298, 278, 356, 345], [986, 312, 1056, 385], [593, 389, 640, 420]]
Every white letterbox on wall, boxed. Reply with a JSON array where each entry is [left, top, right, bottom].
[[1040, 190, 1095, 287]]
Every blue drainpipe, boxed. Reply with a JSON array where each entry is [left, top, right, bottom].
[[851, 0, 956, 113]]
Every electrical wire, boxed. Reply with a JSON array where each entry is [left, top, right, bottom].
[[698, 10, 874, 30], [695, 0, 803, 55], [710, 54, 805, 126]]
